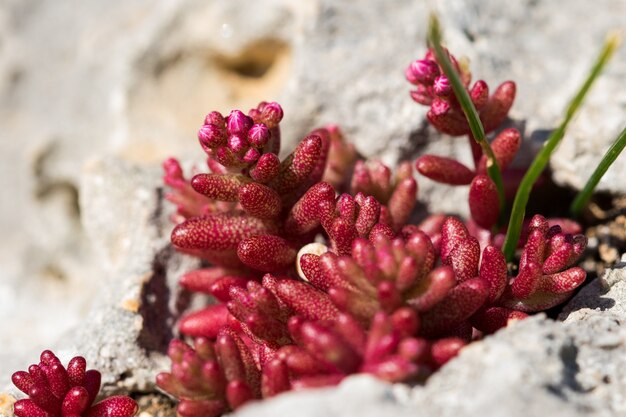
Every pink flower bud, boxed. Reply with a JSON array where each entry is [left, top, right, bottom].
[[242, 148, 260, 164], [228, 134, 248, 155], [433, 75, 451, 96], [261, 102, 284, 127], [248, 123, 270, 148], [407, 59, 440, 84], [227, 110, 253, 135], [198, 124, 226, 149], [204, 111, 225, 126]]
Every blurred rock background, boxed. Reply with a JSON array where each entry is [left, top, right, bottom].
[[0, 0, 625, 400]]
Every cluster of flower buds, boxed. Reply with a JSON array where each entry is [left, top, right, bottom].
[[198, 102, 283, 172], [11, 350, 137, 417], [159, 92, 590, 417], [406, 49, 516, 136], [168, 128, 333, 269], [416, 128, 522, 229], [163, 102, 320, 223]]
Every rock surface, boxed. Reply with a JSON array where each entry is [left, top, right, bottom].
[[72, 158, 201, 394], [0, 157, 200, 399]]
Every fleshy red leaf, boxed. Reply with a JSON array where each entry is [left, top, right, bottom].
[[469, 175, 500, 230], [237, 235, 297, 272], [84, 396, 138, 417], [416, 155, 474, 185]]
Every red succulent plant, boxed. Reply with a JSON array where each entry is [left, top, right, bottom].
[[405, 48, 516, 137], [11, 350, 137, 417], [156, 40, 589, 416], [7, 15, 615, 417], [407, 49, 522, 230]]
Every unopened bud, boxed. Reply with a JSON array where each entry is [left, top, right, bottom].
[[198, 124, 226, 149], [243, 147, 261, 164], [228, 134, 248, 155], [227, 110, 252, 135], [248, 124, 270, 148], [408, 59, 440, 84], [261, 102, 284, 127], [433, 75, 451, 96], [204, 111, 225, 126]]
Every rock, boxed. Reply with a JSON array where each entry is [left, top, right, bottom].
[[560, 254, 626, 321], [233, 374, 414, 417], [72, 157, 201, 394], [233, 259, 626, 417], [0, 157, 200, 401]]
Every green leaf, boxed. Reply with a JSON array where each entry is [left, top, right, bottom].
[[570, 125, 626, 218], [427, 14, 506, 225], [502, 31, 622, 261]]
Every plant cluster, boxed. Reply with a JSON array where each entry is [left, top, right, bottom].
[[150, 33, 608, 414], [10, 350, 137, 417], [11, 16, 623, 417]]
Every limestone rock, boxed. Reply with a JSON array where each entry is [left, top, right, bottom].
[[233, 375, 414, 417], [0, 157, 200, 400], [73, 157, 201, 394]]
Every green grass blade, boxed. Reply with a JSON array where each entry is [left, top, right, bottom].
[[502, 31, 622, 261], [427, 14, 506, 220], [570, 126, 626, 217]]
